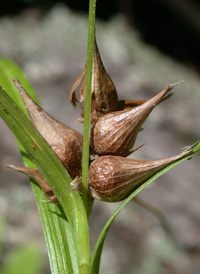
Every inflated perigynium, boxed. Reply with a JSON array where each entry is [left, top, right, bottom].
[[88, 146, 193, 202], [91, 82, 182, 157], [10, 78, 88, 202], [14, 78, 84, 178], [69, 35, 118, 124]]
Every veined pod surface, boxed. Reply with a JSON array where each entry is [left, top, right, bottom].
[[89, 146, 193, 202], [91, 82, 182, 157]]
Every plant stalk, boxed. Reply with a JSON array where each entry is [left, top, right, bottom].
[[81, 0, 96, 214]]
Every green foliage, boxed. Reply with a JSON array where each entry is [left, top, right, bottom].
[[0, 59, 86, 273], [0, 84, 89, 273], [0, 244, 43, 274]]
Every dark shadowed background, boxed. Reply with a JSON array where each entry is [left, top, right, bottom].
[[0, 1, 200, 273]]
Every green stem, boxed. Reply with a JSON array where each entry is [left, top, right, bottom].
[[82, 0, 96, 213]]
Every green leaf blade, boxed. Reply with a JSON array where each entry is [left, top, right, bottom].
[[0, 85, 90, 273], [0, 58, 89, 274]]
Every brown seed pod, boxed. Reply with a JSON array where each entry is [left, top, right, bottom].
[[91, 82, 183, 157], [13, 78, 83, 178], [69, 35, 119, 124], [88, 146, 193, 202], [7, 165, 58, 203]]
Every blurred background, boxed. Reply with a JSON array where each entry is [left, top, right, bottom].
[[0, 0, 200, 273]]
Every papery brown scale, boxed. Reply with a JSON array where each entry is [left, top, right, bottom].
[[7, 165, 58, 203], [69, 36, 118, 124], [118, 93, 172, 111], [91, 83, 178, 157], [89, 146, 193, 202], [13, 78, 83, 178], [118, 99, 146, 110]]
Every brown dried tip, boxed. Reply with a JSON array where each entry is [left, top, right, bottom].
[[89, 145, 193, 202], [7, 165, 58, 203], [69, 35, 119, 124], [13, 78, 83, 178], [118, 81, 184, 110], [91, 82, 183, 157]]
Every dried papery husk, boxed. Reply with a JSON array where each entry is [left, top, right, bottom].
[[89, 146, 193, 202], [13, 78, 83, 178], [69, 35, 118, 124], [7, 165, 58, 203], [118, 99, 146, 110], [92, 82, 182, 157], [118, 93, 172, 111]]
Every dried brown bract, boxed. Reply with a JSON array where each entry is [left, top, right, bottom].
[[118, 93, 172, 111], [7, 165, 58, 203], [69, 36, 118, 124], [13, 78, 83, 178], [91, 82, 183, 157], [89, 146, 193, 202], [118, 99, 146, 110]]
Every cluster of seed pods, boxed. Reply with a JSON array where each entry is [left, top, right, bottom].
[[9, 37, 193, 203]]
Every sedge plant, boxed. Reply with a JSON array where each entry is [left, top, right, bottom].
[[0, 1, 200, 273]]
